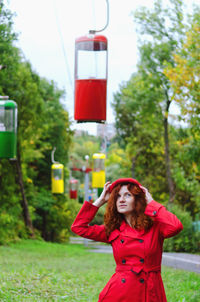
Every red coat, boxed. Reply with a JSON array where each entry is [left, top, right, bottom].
[[71, 200, 183, 302]]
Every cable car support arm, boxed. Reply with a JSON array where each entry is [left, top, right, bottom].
[[51, 147, 59, 164], [89, 0, 109, 34]]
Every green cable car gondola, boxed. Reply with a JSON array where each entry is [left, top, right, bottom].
[[0, 100, 17, 159]]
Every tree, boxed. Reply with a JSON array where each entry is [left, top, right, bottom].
[[0, 0, 74, 243], [114, 0, 186, 203], [164, 8, 200, 128], [0, 1, 35, 237], [164, 8, 200, 216], [105, 142, 127, 182], [113, 73, 168, 202]]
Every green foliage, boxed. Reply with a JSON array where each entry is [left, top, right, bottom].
[[32, 192, 69, 242], [112, 73, 168, 202], [31, 190, 82, 242], [163, 9, 200, 216], [0, 1, 73, 244], [169, 127, 200, 216], [105, 142, 128, 182], [89, 204, 105, 226], [164, 8, 200, 121], [111, 0, 200, 251], [0, 160, 27, 244], [112, 0, 184, 202], [164, 204, 200, 252]]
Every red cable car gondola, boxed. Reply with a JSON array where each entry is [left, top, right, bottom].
[[74, 34, 108, 123], [69, 178, 79, 199]]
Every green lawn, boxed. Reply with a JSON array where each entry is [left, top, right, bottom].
[[0, 240, 199, 301]]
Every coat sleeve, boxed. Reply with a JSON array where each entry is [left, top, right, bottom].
[[71, 201, 109, 243], [144, 200, 183, 238]]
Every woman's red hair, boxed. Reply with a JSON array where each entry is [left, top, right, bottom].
[[104, 183, 154, 236]]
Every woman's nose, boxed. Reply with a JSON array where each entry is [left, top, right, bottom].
[[119, 196, 125, 203]]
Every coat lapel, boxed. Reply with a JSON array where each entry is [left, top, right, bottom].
[[108, 229, 120, 242], [120, 221, 145, 238], [108, 221, 145, 242]]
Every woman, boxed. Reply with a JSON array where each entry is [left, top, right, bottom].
[[71, 178, 183, 302]]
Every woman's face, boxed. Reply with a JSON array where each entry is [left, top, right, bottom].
[[116, 185, 135, 215]]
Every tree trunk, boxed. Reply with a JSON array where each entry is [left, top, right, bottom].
[[41, 211, 47, 240], [131, 156, 136, 179], [15, 148, 34, 237], [163, 93, 175, 204]]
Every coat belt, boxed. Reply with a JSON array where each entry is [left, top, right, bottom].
[[115, 264, 161, 274]]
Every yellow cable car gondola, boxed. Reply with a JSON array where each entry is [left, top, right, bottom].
[[51, 163, 64, 194], [51, 147, 64, 194], [92, 153, 106, 188]]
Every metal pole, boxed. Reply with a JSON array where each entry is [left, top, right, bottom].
[[84, 172, 89, 201], [84, 171, 90, 247], [84, 155, 90, 247]]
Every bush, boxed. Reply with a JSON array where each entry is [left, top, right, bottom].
[[32, 189, 82, 242], [89, 204, 106, 226], [0, 212, 27, 245], [164, 204, 200, 252]]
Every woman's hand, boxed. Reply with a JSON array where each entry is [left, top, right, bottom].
[[141, 186, 153, 204], [93, 181, 111, 208]]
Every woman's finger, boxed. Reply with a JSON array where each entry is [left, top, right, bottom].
[[104, 181, 111, 190]]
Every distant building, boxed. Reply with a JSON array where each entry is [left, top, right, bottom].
[[97, 123, 116, 141], [74, 129, 89, 137]]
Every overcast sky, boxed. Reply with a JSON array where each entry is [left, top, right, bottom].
[[6, 0, 200, 134]]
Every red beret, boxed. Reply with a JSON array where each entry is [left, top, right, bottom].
[[109, 178, 142, 192]]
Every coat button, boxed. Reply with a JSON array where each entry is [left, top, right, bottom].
[[120, 239, 124, 243], [140, 258, 144, 263], [122, 259, 126, 264], [153, 210, 157, 215], [140, 278, 145, 283], [121, 278, 126, 283], [139, 239, 144, 243]]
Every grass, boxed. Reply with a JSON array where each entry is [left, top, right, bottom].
[[0, 240, 199, 301]]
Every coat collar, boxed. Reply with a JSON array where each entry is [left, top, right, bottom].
[[108, 220, 145, 242], [120, 220, 145, 238]]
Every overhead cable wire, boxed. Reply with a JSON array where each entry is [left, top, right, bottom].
[[92, 0, 98, 78], [52, 0, 73, 90], [92, 0, 96, 30]]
